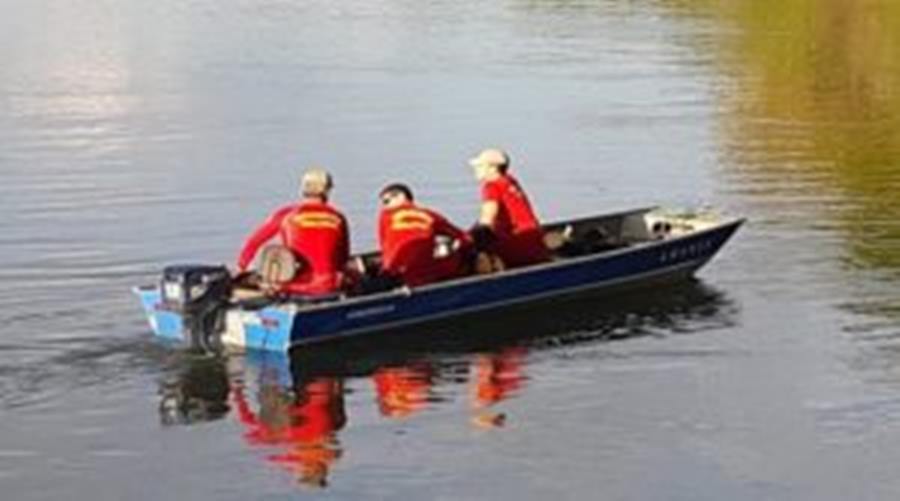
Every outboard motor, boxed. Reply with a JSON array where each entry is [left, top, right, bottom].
[[160, 264, 232, 352]]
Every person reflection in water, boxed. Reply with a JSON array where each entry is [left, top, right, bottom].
[[372, 363, 435, 419], [369, 349, 528, 428], [470, 347, 528, 429], [232, 377, 346, 488]]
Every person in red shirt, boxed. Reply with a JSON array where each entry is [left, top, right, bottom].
[[236, 168, 350, 295], [378, 183, 472, 287], [468, 148, 550, 268]]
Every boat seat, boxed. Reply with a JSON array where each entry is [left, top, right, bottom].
[[549, 225, 625, 258], [232, 287, 267, 301], [259, 245, 302, 285]]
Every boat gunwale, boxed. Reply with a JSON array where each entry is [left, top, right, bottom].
[[287, 254, 714, 347], [134, 210, 745, 313], [275, 214, 745, 314]]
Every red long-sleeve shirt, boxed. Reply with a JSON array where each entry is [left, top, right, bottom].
[[237, 201, 349, 295], [481, 175, 549, 267], [378, 202, 471, 286]]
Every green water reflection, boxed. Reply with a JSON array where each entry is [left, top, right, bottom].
[[664, 0, 900, 275]]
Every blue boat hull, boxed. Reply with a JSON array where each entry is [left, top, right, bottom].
[[135, 213, 743, 353]]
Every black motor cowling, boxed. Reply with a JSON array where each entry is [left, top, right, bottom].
[[160, 264, 232, 352]]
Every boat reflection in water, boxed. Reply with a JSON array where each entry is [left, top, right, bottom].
[[156, 280, 736, 488], [158, 351, 348, 488], [231, 375, 346, 488]]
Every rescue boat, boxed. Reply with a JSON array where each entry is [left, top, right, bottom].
[[134, 207, 744, 353]]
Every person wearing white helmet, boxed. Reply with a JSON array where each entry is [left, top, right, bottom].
[[468, 148, 550, 268], [236, 168, 351, 295]]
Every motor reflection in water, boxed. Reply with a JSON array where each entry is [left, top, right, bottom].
[[158, 356, 231, 426], [156, 280, 736, 489]]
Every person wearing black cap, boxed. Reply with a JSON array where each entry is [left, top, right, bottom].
[[377, 183, 472, 287]]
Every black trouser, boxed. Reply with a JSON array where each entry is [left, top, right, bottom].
[[354, 272, 403, 295]]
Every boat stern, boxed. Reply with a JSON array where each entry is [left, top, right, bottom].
[[133, 285, 294, 353], [219, 305, 295, 353], [133, 286, 185, 341]]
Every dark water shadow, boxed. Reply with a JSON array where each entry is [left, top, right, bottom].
[[155, 279, 738, 424], [284, 278, 739, 379], [0, 331, 173, 411], [154, 279, 738, 488]]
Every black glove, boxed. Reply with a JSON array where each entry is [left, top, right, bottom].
[[469, 224, 496, 251]]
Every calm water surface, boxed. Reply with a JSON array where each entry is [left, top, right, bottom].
[[2, 0, 900, 499]]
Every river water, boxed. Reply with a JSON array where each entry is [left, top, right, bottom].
[[2, 0, 900, 499]]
